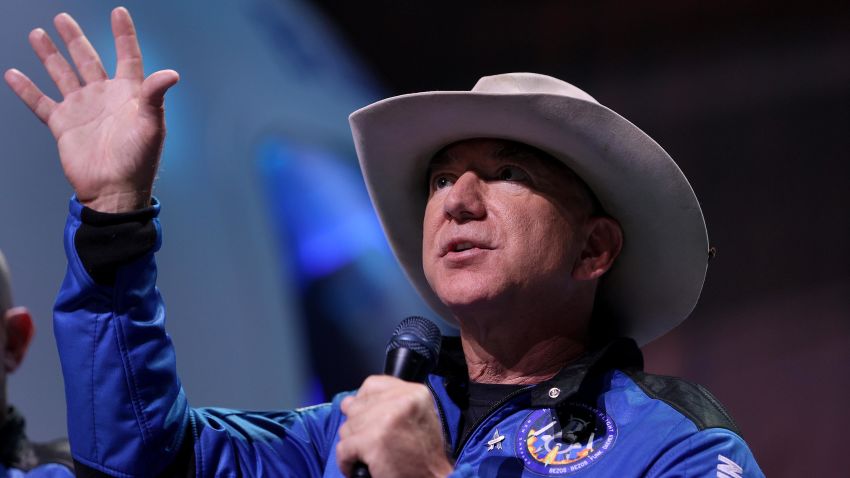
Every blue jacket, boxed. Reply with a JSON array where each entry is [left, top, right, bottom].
[[0, 465, 72, 478], [54, 199, 763, 477]]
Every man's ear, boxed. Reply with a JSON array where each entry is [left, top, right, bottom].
[[572, 216, 623, 281], [4, 307, 34, 374]]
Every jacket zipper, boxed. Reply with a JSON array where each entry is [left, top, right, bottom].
[[452, 386, 533, 459], [426, 379, 454, 457]]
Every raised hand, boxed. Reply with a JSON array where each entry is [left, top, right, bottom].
[[4, 7, 178, 213]]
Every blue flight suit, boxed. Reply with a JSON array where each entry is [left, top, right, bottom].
[[55, 198, 763, 477]]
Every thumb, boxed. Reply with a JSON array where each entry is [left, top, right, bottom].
[[141, 69, 179, 109]]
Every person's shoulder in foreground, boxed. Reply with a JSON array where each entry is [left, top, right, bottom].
[[0, 251, 73, 477]]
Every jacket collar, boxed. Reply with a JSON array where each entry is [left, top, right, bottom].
[[528, 337, 643, 406], [0, 406, 34, 470], [434, 336, 644, 407], [0, 406, 73, 471]]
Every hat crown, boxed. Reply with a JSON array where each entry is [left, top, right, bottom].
[[472, 73, 598, 104]]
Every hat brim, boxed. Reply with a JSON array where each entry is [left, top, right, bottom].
[[350, 91, 708, 345]]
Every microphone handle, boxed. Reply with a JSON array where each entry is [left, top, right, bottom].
[[384, 347, 430, 381], [352, 463, 371, 478]]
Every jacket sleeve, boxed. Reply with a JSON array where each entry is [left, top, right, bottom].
[[646, 427, 765, 478], [53, 197, 339, 477]]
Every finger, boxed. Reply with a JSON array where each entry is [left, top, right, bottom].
[[140, 69, 179, 109], [28, 28, 81, 96], [344, 376, 404, 415], [111, 7, 143, 80], [340, 395, 355, 415], [341, 394, 379, 419], [358, 375, 399, 394], [53, 13, 107, 84], [4, 68, 57, 123], [335, 439, 358, 477]]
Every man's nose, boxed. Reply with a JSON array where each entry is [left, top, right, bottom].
[[444, 171, 486, 222]]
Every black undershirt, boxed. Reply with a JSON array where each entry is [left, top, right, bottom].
[[459, 382, 525, 445]]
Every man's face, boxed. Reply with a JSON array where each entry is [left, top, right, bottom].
[[422, 139, 595, 315]]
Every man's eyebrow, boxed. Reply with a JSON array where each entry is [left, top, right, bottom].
[[493, 144, 518, 158], [493, 143, 542, 162], [428, 149, 454, 167]]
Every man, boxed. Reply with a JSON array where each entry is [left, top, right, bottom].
[[0, 250, 73, 476], [5, 7, 763, 477]]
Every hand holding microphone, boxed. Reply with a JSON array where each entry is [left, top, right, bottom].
[[337, 317, 453, 478]]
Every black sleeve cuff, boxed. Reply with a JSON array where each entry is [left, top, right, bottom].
[[74, 205, 159, 286]]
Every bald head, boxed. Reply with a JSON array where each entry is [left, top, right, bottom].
[[0, 250, 11, 314], [0, 248, 36, 406]]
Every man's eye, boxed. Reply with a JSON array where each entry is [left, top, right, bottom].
[[497, 166, 528, 182], [433, 175, 453, 190]]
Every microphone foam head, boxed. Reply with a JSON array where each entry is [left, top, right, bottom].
[[386, 316, 442, 367]]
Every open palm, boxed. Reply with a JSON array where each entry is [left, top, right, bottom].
[[5, 7, 178, 212]]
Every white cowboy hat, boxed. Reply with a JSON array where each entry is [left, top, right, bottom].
[[349, 72, 709, 345]]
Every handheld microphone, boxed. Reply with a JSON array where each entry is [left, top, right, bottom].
[[351, 316, 442, 478]]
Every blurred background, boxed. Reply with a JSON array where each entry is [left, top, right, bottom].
[[0, 1, 847, 476]]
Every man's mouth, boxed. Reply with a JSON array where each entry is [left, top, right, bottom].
[[442, 239, 491, 256], [452, 242, 474, 253]]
